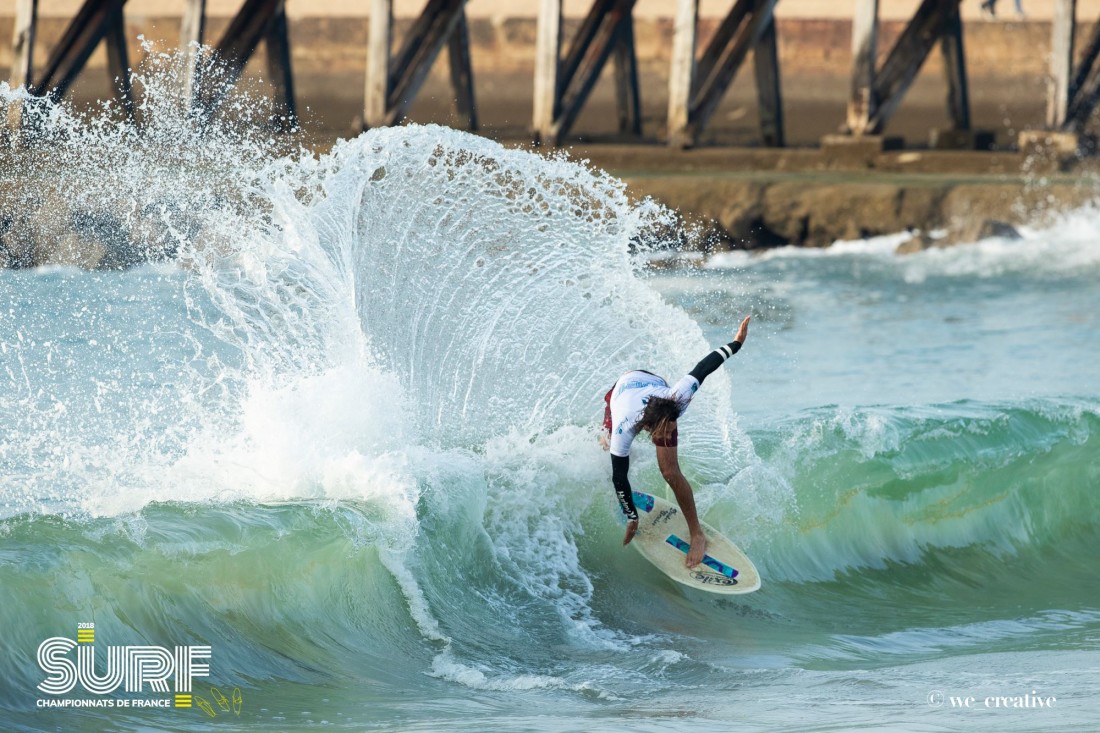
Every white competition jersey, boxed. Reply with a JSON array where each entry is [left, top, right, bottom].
[[608, 370, 700, 457]]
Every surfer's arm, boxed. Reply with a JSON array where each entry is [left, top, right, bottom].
[[611, 454, 638, 522], [687, 316, 750, 385], [611, 453, 639, 545]]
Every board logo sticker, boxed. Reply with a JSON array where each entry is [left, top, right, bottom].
[[631, 491, 655, 514], [689, 569, 739, 586], [654, 508, 678, 527], [665, 534, 740, 580]]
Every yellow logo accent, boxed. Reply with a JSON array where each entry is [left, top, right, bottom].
[[195, 695, 217, 718], [211, 687, 230, 712], [75, 629, 94, 644], [174, 694, 192, 708]]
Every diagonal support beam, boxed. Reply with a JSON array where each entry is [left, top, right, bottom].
[[863, 0, 965, 135], [1057, 0, 1100, 131], [533, 0, 640, 146], [8, 0, 134, 131], [362, 0, 477, 130], [195, 0, 297, 129], [1066, 4, 1100, 115], [554, 0, 637, 143], [1065, 51, 1100, 131], [32, 0, 131, 106], [667, 0, 783, 148]]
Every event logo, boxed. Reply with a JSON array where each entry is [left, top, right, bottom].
[[35, 623, 242, 716]]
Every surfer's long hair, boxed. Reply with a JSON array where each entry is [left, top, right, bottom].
[[638, 397, 681, 442]]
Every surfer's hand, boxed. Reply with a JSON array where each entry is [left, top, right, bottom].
[[598, 432, 610, 451], [686, 532, 707, 568], [734, 315, 750, 345], [622, 519, 638, 546]]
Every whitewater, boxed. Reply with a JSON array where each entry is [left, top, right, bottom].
[[1, 55, 1098, 732]]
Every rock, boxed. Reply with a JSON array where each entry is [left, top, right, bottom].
[[761, 182, 910, 247], [70, 210, 143, 270], [36, 232, 107, 269], [714, 182, 787, 249], [943, 218, 1022, 247], [894, 231, 943, 254], [716, 183, 765, 235], [0, 213, 35, 269]]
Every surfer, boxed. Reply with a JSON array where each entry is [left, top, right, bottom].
[[600, 316, 751, 568]]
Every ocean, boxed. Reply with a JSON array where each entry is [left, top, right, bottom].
[[1, 64, 1098, 732]]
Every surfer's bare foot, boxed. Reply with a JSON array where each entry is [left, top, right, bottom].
[[686, 532, 706, 567], [622, 519, 638, 546]]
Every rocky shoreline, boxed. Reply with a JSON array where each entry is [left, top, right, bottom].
[[554, 143, 1100, 255], [619, 167, 1100, 253], [3, 142, 1099, 270]]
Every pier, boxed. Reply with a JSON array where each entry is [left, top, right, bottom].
[[5, 0, 1100, 154]]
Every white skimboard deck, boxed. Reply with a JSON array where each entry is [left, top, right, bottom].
[[630, 490, 761, 594]]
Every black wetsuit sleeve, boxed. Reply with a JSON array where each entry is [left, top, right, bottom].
[[611, 454, 637, 522], [688, 340, 742, 384]]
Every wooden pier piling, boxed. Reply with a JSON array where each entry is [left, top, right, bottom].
[[7, 1, 1100, 156], [363, 0, 477, 131], [533, 0, 641, 146], [667, 0, 784, 148], [6, 0, 38, 132], [6, 0, 136, 131], [1054, 0, 1100, 133], [193, 0, 298, 129], [845, 0, 970, 138]]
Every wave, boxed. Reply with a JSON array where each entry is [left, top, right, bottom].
[[2, 398, 1096, 705], [3, 60, 1098, 706], [739, 399, 1100, 657], [0, 99, 766, 699], [706, 211, 1100, 281]]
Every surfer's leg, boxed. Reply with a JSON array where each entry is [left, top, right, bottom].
[[655, 443, 707, 568]]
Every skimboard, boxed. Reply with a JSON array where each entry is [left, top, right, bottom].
[[630, 490, 760, 594]]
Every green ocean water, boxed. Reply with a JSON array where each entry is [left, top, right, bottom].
[[1, 80, 1098, 730]]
